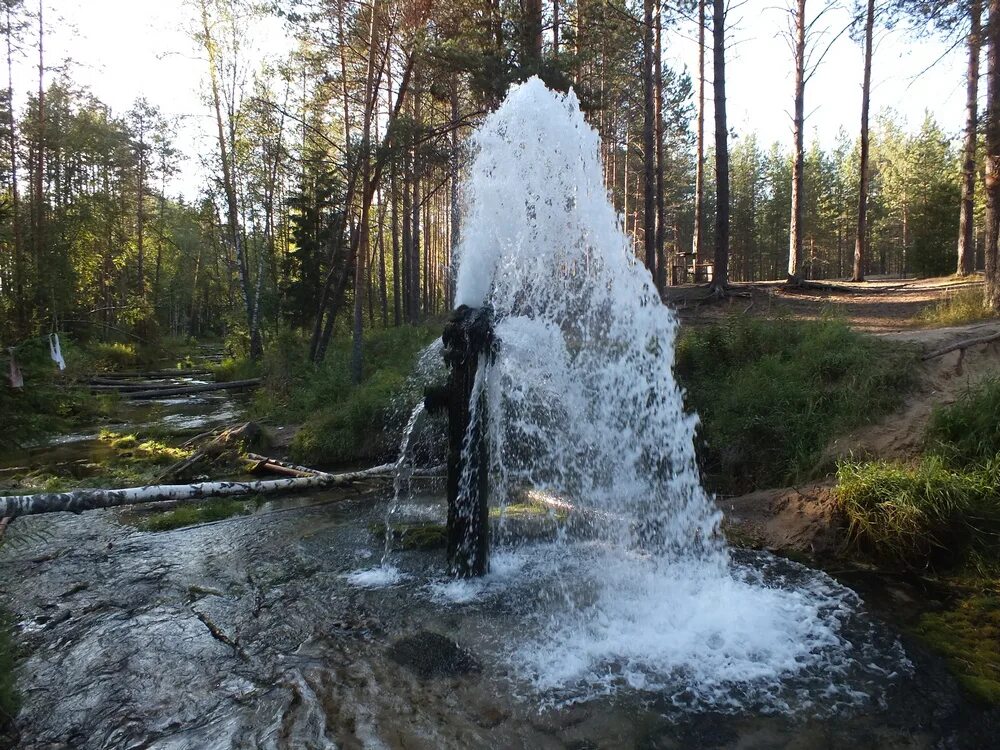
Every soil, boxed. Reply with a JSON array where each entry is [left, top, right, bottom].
[[682, 275, 1000, 558]]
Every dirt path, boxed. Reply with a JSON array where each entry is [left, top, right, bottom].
[[667, 275, 987, 333]]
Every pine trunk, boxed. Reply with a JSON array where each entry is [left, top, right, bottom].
[[986, 0, 1000, 310], [853, 0, 875, 283], [959, 0, 982, 277], [788, 0, 806, 282], [710, 0, 730, 292]]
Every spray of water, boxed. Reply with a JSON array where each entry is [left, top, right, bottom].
[[448, 77, 906, 709]]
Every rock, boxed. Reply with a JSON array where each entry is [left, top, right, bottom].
[[387, 630, 481, 679]]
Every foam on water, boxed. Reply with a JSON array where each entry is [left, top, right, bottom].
[[345, 565, 407, 589], [446, 77, 908, 709]]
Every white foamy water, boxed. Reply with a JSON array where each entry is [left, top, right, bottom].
[[345, 565, 407, 589], [445, 77, 908, 709]]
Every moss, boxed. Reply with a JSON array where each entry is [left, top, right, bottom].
[[914, 594, 1000, 704], [138, 498, 255, 531], [373, 522, 448, 550], [0, 613, 20, 730], [492, 502, 568, 522], [675, 316, 917, 494]]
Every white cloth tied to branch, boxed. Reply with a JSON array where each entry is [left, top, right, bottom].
[[49, 333, 66, 371]]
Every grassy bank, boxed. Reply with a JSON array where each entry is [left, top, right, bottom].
[[837, 377, 1000, 573], [675, 317, 918, 494], [918, 286, 998, 327], [834, 377, 1000, 704]]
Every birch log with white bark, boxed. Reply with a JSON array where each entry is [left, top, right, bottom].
[[0, 464, 395, 518]]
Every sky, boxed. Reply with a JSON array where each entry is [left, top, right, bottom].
[[11, 0, 970, 200]]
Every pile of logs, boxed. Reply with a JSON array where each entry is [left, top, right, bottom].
[[86, 375, 260, 400]]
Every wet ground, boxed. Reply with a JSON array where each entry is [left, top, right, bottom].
[[1, 481, 998, 750], [1, 385, 998, 749]]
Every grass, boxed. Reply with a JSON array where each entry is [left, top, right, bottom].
[[919, 287, 997, 327], [137, 498, 256, 531], [675, 316, 917, 494], [836, 456, 1000, 571], [241, 325, 441, 467], [836, 376, 1000, 573], [914, 594, 1000, 704], [925, 376, 1000, 468]]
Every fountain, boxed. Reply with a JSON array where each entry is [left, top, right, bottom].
[[375, 77, 909, 710]]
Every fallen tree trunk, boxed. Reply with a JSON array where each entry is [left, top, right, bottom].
[[244, 453, 328, 478], [127, 379, 260, 399], [93, 369, 213, 379], [922, 331, 1000, 360], [0, 463, 396, 518], [89, 382, 210, 392]]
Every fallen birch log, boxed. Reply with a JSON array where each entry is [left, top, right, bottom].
[[0, 463, 396, 518], [89, 382, 209, 392], [127, 379, 260, 399], [244, 453, 328, 478], [922, 330, 1000, 361], [93, 369, 213, 379]]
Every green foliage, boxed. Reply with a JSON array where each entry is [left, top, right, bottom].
[[245, 325, 439, 467], [0, 335, 113, 452], [138, 498, 255, 531], [926, 377, 1000, 467], [914, 594, 1000, 704], [836, 456, 1000, 570], [675, 317, 917, 493], [919, 287, 999, 327]]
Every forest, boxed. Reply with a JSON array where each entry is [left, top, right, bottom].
[[0, 0, 997, 367], [2, 1, 1000, 746]]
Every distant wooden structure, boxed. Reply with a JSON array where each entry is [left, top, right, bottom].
[[671, 252, 714, 285]]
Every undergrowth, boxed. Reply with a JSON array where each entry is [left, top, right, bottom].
[[243, 325, 440, 467], [836, 456, 1000, 571], [918, 286, 997, 327], [675, 316, 917, 494]]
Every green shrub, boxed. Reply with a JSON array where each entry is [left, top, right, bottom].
[[675, 317, 917, 493], [246, 325, 440, 467], [836, 456, 1000, 570], [926, 377, 1000, 468], [919, 287, 997, 327]]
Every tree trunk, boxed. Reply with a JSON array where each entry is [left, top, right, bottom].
[[642, 0, 657, 281], [6, 3, 23, 330], [788, 0, 806, 282], [959, 0, 982, 277], [522, 0, 543, 73], [0, 464, 396, 519], [200, 0, 261, 359], [986, 0, 1000, 310], [693, 0, 705, 266], [710, 0, 730, 292], [654, 0, 667, 291], [351, 1, 380, 385], [853, 0, 875, 283]]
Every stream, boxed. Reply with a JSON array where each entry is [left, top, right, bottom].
[[0, 388, 997, 749]]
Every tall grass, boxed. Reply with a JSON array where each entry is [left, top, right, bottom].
[[837, 377, 1000, 571], [675, 317, 917, 494], [837, 456, 1000, 570], [919, 286, 997, 327], [925, 377, 1000, 467]]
